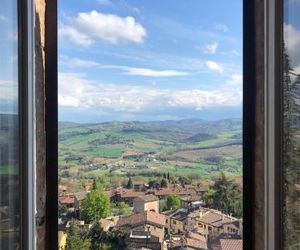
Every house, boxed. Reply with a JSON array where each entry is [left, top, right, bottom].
[[183, 237, 208, 250], [58, 195, 74, 211], [187, 208, 242, 237], [220, 239, 243, 250], [99, 216, 119, 232], [73, 191, 89, 216], [111, 188, 145, 206], [164, 209, 189, 235], [58, 185, 67, 195], [180, 195, 204, 209], [147, 186, 208, 200], [116, 211, 166, 250], [133, 194, 159, 213]]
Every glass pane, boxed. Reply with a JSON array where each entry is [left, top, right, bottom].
[[283, 0, 300, 249], [0, 0, 20, 249], [58, 1, 243, 249]]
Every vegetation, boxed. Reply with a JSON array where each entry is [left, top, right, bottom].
[[65, 220, 91, 250], [165, 195, 180, 210], [88, 222, 125, 250], [203, 173, 242, 217], [113, 202, 132, 216], [81, 189, 112, 223], [282, 47, 300, 248], [58, 119, 242, 189]]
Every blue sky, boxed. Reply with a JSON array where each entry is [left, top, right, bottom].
[[58, 0, 244, 122]]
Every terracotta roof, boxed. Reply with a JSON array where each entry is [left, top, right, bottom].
[[220, 239, 243, 250], [58, 195, 74, 205], [117, 189, 145, 198], [134, 194, 158, 202], [150, 187, 197, 196], [116, 211, 165, 228], [187, 231, 207, 243], [194, 209, 237, 228], [185, 237, 207, 250]]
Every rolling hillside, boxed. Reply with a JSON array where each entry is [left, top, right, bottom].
[[58, 118, 242, 185]]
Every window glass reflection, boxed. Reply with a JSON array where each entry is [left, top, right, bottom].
[[283, 0, 300, 248], [0, 0, 20, 249]]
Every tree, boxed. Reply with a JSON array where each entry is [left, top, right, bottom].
[[167, 172, 170, 180], [65, 220, 91, 250], [160, 178, 168, 188], [92, 179, 97, 190], [163, 173, 167, 179], [81, 189, 112, 223], [88, 222, 126, 250], [203, 173, 242, 217], [114, 202, 132, 216], [126, 177, 133, 189], [166, 195, 180, 210], [148, 179, 160, 189], [178, 176, 191, 187]]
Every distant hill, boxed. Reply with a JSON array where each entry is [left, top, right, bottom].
[[58, 118, 243, 180]]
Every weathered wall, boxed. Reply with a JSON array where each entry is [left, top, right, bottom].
[[35, 0, 46, 249], [254, 0, 265, 249]]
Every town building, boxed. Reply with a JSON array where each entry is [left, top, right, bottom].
[[111, 188, 145, 206], [164, 208, 190, 235], [220, 239, 243, 250], [133, 194, 159, 213], [187, 208, 242, 237], [116, 211, 166, 250]]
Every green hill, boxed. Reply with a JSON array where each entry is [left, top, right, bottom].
[[58, 118, 242, 183]]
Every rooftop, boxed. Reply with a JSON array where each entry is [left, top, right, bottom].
[[116, 211, 166, 228], [220, 239, 243, 250], [134, 194, 159, 202]]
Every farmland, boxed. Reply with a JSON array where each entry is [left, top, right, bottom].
[[58, 118, 242, 190]]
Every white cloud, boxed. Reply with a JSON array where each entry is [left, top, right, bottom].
[[231, 74, 243, 83], [58, 72, 242, 112], [59, 57, 189, 77], [60, 56, 100, 68], [121, 67, 189, 77], [221, 50, 239, 56], [97, 0, 111, 5], [214, 24, 229, 33], [59, 25, 94, 47], [204, 61, 224, 74], [203, 42, 218, 54], [284, 23, 300, 66], [59, 10, 146, 46]]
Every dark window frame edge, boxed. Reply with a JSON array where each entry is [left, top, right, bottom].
[[45, 0, 58, 249], [264, 0, 283, 249]]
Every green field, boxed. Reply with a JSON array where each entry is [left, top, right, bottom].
[[58, 118, 242, 188]]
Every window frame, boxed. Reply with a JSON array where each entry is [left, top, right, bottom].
[[41, 0, 285, 249]]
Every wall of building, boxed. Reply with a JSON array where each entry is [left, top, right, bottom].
[[35, 0, 47, 249]]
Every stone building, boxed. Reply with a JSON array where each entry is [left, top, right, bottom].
[[116, 211, 166, 250], [133, 194, 159, 213]]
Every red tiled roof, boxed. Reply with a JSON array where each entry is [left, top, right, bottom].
[[117, 189, 145, 198], [117, 211, 165, 228], [58, 195, 74, 205], [134, 194, 158, 202], [185, 237, 207, 249], [220, 239, 243, 250]]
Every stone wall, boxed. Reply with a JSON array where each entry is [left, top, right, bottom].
[[35, 0, 47, 249]]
